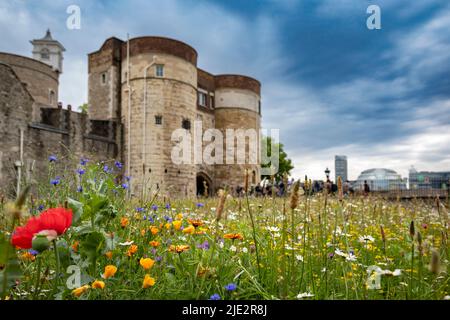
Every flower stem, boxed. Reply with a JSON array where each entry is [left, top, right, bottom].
[[33, 256, 42, 299], [53, 240, 61, 289]]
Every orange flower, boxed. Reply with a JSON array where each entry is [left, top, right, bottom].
[[127, 244, 138, 257], [105, 251, 113, 259], [121, 217, 129, 228], [224, 233, 244, 240], [169, 244, 190, 253], [102, 265, 117, 279], [164, 223, 171, 230], [91, 280, 105, 289], [142, 274, 156, 288], [176, 213, 183, 220], [72, 284, 90, 297], [71, 241, 79, 253], [149, 241, 160, 247], [140, 229, 146, 236], [140, 257, 155, 270], [172, 220, 182, 230], [182, 225, 195, 234], [188, 219, 204, 228], [150, 226, 159, 235], [20, 251, 36, 261]]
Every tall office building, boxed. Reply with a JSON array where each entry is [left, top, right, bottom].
[[335, 155, 348, 182]]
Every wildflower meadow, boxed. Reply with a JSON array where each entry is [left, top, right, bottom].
[[0, 157, 448, 300]]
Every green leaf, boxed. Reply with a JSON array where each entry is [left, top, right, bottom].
[[79, 231, 105, 264], [0, 234, 23, 296], [67, 198, 83, 225]]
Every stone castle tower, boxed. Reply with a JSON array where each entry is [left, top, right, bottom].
[[88, 36, 262, 197]]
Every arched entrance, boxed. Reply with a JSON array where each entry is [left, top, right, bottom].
[[196, 173, 213, 197]]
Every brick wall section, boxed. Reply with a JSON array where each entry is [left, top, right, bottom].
[[0, 63, 34, 195], [0, 63, 119, 195], [0, 52, 59, 120]]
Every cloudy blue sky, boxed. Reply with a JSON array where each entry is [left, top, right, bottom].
[[0, 0, 449, 180]]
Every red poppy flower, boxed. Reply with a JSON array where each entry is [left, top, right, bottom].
[[11, 207, 73, 249]]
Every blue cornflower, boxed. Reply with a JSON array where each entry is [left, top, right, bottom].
[[29, 249, 39, 256], [115, 161, 123, 169], [136, 207, 145, 213], [143, 215, 147, 220], [209, 294, 221, 300], [103, 165, 112, 173], [50, 177, 60, 186], [155, 256, 162, 262], [125, 175, 131, 181], [148, 215, 154, 223], [225, 283, 237, 291], [121, 183, 129, 189], [76, 168, 85, 175], [48, 155, 57, 162], [80, 158, 89, 166], [165, 203, 171, 210], [164, 215, 173, 223], [77, 186, 83, 193], [197, 240, 210, 250], [37, 204, 44, 211], [151, 205, 158, 211], [196, 203, 204, 208]]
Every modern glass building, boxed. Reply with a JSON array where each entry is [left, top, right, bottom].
[[354, 168, 407, 191], [335, 155, 348, 182], [409, 167, 450, 189]]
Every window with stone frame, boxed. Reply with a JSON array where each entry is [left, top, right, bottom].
[[198, 91, 207, 107], [41, 48, 50, 60], [155, 64, 164, 77], [155, 115, 162, 125]]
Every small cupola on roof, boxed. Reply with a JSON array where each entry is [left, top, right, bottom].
[[30, 29, 66, 73]]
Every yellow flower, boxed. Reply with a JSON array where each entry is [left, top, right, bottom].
[[140, 257, 155, 270], [150, 226, 159, 235], [169, 244, 190, 253], [176, 213, 183, 220], [72, 284, 90, 297], [102, 265, 117, 279], [91, 280, 105, 289], [173, 220, 182, 230], [182, 225, 195, 234], [140, 229, 146, 236], [149, 241, 160, 247], [121, 217, 129, 228], [127, 244, 138, 257], [105, 251, 113, 259], [165, 223, 171, 230], [142, 274, 156, 288]]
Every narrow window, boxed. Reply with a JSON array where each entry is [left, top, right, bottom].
[[210, 95, 215, 109], [155, 64, 164, 77], [101, 73, 107, 85], [182, 119, 191, 130], [258, 100, 261, 115], [198, 92, 207, 107], [49, 90, 55, 105], [155, 115, 162, 125]]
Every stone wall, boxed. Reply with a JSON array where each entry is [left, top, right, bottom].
[[0, 52, 59, 121], [0, 62, 119, 196]]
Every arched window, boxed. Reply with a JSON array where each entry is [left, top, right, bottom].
[[49, 90, 55, 105], [41, 48, 50, 60]]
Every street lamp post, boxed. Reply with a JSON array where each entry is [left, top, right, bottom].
[[325, 167, 330, 180]]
